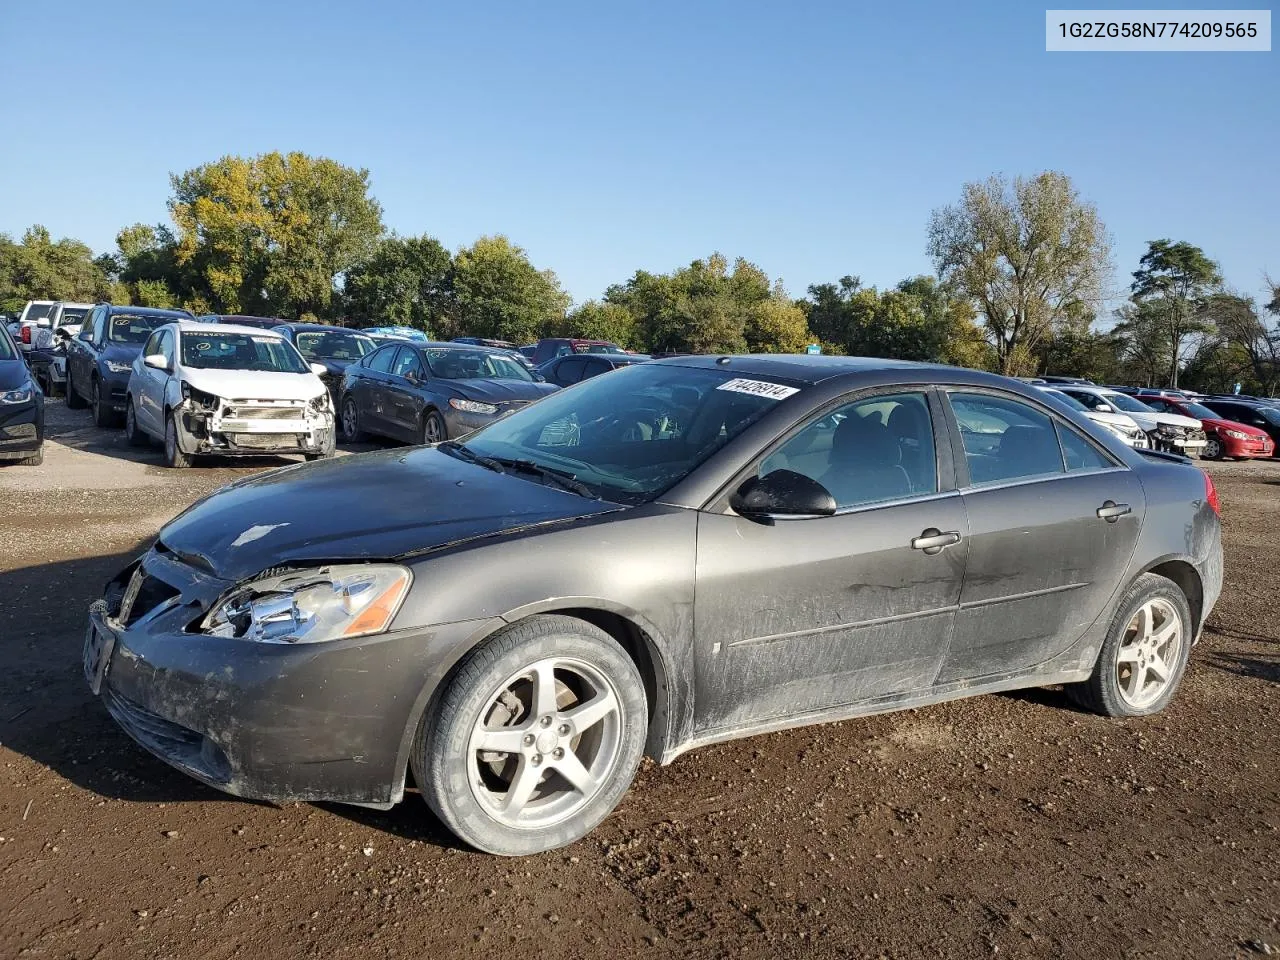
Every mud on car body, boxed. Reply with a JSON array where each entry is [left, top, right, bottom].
[[85, 355, 1223, 856]]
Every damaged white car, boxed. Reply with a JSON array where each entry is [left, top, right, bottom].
[[124, 321, 337, 468]]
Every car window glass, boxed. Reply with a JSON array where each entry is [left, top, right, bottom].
[[80, 308, 100, 342], [556, 357, 585, 384], [761, 392, 937, 509], [949, 392, 1065, 485], [161, 329, 176, 365], [391, 347, 424, 380], [366, 345, 397, 373], [1056, 421, 1112, 471], [583, 359, 612, 379], [142, 330, 163, 357], [93, 310, 108, 344]]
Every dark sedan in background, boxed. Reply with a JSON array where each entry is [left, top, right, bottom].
[[0, 325, 44, 465], [66, 304, 194, 426], [339, 341, 558, 444], [85, 355, 1221, 856], [537, 351, 649, 387], [268, 322, 375, 400]]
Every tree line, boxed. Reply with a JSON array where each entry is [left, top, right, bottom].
[[2, 151, 1276, 394]]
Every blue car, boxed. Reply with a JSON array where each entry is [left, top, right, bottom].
[[66, 304, 194, 426], [0, 324, 44, 465]]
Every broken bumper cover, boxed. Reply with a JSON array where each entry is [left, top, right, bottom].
[[84, 551, 493, 806]]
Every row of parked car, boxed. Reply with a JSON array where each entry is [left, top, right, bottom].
[[1021, 375, 1279, 462], [1, 301, 651, 468]]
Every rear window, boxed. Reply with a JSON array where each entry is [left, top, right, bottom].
[[58, 308, 89, 327]]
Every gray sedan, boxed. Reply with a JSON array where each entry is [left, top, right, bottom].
[[83, 355, 1222, 855]]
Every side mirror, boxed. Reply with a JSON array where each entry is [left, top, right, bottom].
[[309, 362, 328, 377], [143, 353, 168, 371], [729, 469, 837, 522]]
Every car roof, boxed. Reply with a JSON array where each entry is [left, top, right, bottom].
[[652, 353, 1002, 386], [104, 305, 193, 318], [172, 320, 284, 337], [276, 322, 367, 334]]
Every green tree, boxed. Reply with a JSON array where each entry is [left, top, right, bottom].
[[554, 300, 637, 348], [343, 234, 452, 333], [927, 171, 1111, 376], [1199, 292, 1279, 396], [0, 225, 113, 310], [451, 235, 571, 344], [1112, 300, 1172, 387], [1129, 239, 1222, 388], [170, 152, 383, 318], [111, 223, 183, 308]]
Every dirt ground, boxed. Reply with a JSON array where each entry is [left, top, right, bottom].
[[1, 400, 1277, 960]]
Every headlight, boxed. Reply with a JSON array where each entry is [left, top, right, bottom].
[[201, 564, 412, 643], [180, 381, 220, 410], [1157, 424, 1181, 436], [0, 385, 33, 404], [105, 360, 132, 374], [449, 398, 497, 415], [309, 392, 332, 413], [1223, 429, 1249, 440]]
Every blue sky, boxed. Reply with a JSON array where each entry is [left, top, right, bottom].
[[2, 0, 1276, 309]]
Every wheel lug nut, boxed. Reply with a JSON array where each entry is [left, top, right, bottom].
[[540, 716, 553, 727], [531, 754, 542, 766], [522, 734, 535, 747], [558, 724, 570, 736], [553, 748, 564, 760]]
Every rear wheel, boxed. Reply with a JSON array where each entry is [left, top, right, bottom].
[[1065, 573, 1192, 717], [413, 615, 647, 856], [65, 367, 85, 409], [91, 378, 114, 428], [421, 410, 446, 445], [164, 412, 193, 469]]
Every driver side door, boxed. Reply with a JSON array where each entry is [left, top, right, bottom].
[[692, 389, 970, 734], [134, 328, 170, 436]]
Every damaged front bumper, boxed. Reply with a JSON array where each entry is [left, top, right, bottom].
[[84, 548, 497, 807], [174, 395, 335, 456]]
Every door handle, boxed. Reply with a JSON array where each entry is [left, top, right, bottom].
[[911, 528, 962, 554], [1097, 501, 1131, 522]]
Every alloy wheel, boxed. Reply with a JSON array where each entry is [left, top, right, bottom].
[[342, 399, 358, 439], [423, 413, 444, 444], [467, 657, 623, 829], [1115, 597, 1183, 709], [1204, 437, 1222, 459]]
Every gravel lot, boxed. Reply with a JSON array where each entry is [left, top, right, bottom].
[[1, 399, 1277, 959]]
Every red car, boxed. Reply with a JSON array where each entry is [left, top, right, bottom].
[[1142, 397, 1275, 460]]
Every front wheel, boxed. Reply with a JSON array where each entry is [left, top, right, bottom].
[[1203, 436, 1223, 460], [421, 410, 446, 445], [413, 615, 648, 856], [1065, 573, 1193, 717], [91, 378, 114, 428], [164, 412, 193, 469]]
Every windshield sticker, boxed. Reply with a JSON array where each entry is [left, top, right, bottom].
[[715, 378, 800, 401]]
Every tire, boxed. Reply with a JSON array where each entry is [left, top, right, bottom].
[[1203, 436, 1222, 460], [124, 400, 148, 447], [413, 615, 648, 856], [421, 409, 447, 445], [18, 446, 43, 466], [91, 378, 114, 428], [65, 367, 85, 409], [164, 412, 193, 469], [1065, 573, 1193, 717], [340, 396, 367, 443]]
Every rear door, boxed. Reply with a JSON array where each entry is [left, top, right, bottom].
[[352, 344, 398, 436], [385, 346, 426, 439], [693, 388, 970, 732], [937, 389, 1145, 683]]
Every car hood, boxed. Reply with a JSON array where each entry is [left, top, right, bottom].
[[449, 378, 560, 402], [0, 358, 31, 392], [158, 445, 621, 581], [1146, 411, 1203, 430], [104, 341, 145, 363], [179, 367, 327, 402], [1084, 410, 1140, 430]]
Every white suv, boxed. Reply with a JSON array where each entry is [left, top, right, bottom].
[[124, 321, 337, 468], [1059, 386, 1207, 456]]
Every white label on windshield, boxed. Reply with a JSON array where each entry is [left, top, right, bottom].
[[716, 378, 800, 400]]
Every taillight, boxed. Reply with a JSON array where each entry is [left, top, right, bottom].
[[20, 325, 30, 344], [1204, 471, 1221, 516]]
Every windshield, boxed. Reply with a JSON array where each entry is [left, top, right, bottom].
[[295, 331, 373, 360], [108, 314, 173, 344], [1103, 392, 1155, 414], [1177, 401, 1219, 420], [180, 332, 309, 373], [58, 308, 89, 327], [460, 362, 802, 502], [424, 348, 534, 382], [1043, 389, 1088, 412]]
